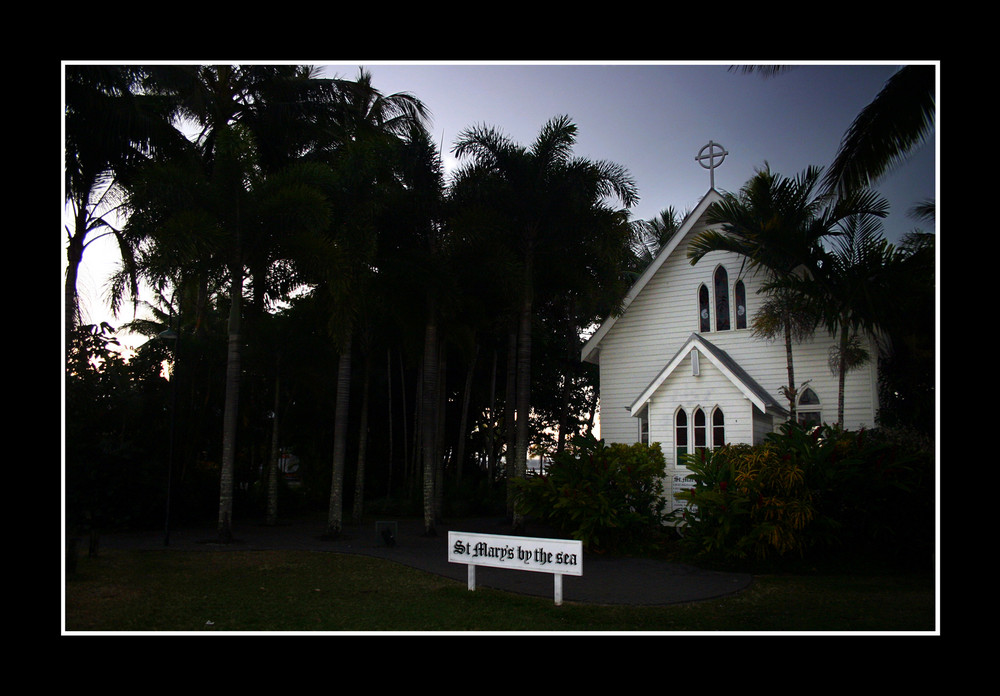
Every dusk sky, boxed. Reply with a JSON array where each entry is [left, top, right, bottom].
[[68, 61, 938, 339], [319, 62, 935, 240]]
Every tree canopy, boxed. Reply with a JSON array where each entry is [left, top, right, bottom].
[[65, 64, 934, 542]]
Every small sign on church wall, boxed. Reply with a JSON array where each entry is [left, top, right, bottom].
[[670, 472, 696, 513]]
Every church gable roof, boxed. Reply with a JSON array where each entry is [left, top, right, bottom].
[[629, 333, 789, 417], [581, 188, 723, 364]]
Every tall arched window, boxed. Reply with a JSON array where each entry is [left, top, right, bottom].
[[797, 388, 822, 427], [693, 408, 707, 452], [734, 280, 747, 329], [698, 284, 710, 332], [712, 407, 725, 448], [714, 266, 730, 331], [675, 409, 688, 463]]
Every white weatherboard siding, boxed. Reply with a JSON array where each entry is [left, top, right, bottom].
[[643, 351, 757, 468], [584, 188, 881, 485]]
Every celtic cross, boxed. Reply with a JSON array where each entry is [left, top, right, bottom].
[[695, 141, 728, 190]]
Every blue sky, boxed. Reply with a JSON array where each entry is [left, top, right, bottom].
[[70, 61, 937, 336]]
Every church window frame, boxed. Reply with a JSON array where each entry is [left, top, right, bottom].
[[711, 406, 725, 448], [693, 407, 707, 452], [637, 405, 650, 445], [734, 279, 747, 329], [714, 266, 730, 331], [797, 388, 822, 428], [698, 284, 711, 332], [675, 407, 688, 464]]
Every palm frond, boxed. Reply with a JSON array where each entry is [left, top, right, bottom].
[[530, 114, 577, 165], [908, 199, 936, 224], [452, 123, 518, 170], [686, 227, 755, 264], [727, 65, 798, 79], [823, 65, 936, 195]]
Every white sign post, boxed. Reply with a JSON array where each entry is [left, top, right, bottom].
[[447, 531, 583, 606]]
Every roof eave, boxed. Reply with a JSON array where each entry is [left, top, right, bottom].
[[579, 189, 723, 364]]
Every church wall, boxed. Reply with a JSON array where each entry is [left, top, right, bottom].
[[594, 217, 881, 446]]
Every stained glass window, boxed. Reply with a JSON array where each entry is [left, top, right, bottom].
[[714, 266, 730, 331], [734, 280, 746, 329], [699, 284, 710, 332]]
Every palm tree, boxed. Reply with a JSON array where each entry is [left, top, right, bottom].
[[822, 65, 936, 196], [688, 163, 889, 417], [451, 115, 638, 528], [314, 68, 431, 538], [64, 65, 182, 352], [749, 287, 818, 421], [875, 220, 935, 432], [779, 213, 906, 425], [390, 121, 448, 535], [732, 64, 935, 224], [122, 65, 345, 542], [124, 121, 335, 540], [728, 64, 935, 199], [629, 206, 684, 273]]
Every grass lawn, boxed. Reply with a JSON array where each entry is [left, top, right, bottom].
[[63, 548, 937, 633]]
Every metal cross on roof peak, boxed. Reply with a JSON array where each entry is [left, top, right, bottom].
[[695, 140, 728, 190]]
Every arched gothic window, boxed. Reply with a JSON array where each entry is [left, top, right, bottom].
[[712, 407, 725, 448], [693, 408, 707, 452], [675, 409, 688, 463], [797, 388, 822, 427], [734, 280, 747, 329], [698, 284, 710, 332], [714, 267, 730, 331]]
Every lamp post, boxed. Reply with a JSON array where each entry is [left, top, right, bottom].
[[158, 325, 179, 546]]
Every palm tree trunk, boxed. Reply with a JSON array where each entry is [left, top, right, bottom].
[[421, 300, 439, 536], [504, 328, 517, 515], [411, 357, 422, 493], [218, 261, 242, 543], [434, 342, 446, 521], [455, 343, 478, 483], [555, 304, 578, 454], [837, 328, 848, 426], [512, 265, 533, 531], [65, 209, 85, 352], [486, 348, 498, 485], [785, 322, 797, 422], [386, 348, 394, 499], [327, 335, 352, 537], [352, 356, 371, 523], [266, 362, 280, 526]]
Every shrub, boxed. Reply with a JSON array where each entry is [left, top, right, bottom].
[[672, 443, 815, 561], [513, 434, 668, 552], [671, 422, 934, 565], [777, 423, 934, 560]]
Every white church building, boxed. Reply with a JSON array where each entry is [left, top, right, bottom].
[[580, 145, 880, 510]]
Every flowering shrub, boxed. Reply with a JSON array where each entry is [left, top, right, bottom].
[[671, 422, 933, 563], [672, 443, 815, 561], [776, 423, 933, 558], [513, 434, 667, 552]]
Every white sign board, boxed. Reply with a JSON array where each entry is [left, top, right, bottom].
[[447, 531, 583, 605], [670, 472, 696, 513]]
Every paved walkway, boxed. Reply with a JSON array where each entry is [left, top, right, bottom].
[[96, 514, 753, 606]]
